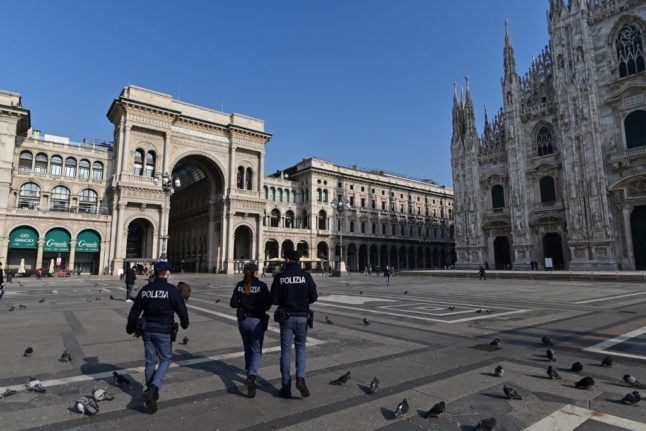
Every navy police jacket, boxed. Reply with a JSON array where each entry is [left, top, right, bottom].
[[270, 262, 318, 316], [229, 277, 272, 320], [126, 278, 189, 334]]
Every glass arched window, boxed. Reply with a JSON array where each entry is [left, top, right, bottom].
[[318, 210, 327, 230], [285, 210, 295, 228], [50, 155, 63, 175], [51, 186, 71, 211], [625, 110, 646, 149], [323, 189, 328, 202], [540, 176, 556, 203], [64, 157, 77, 177], [264, 186, 268, 199], [270, 187, 275, 201], [350, 221, 355, 233], [316, 188, 322, 202], [133, 149, 144, 176], [79, 159, 91, 179], [537, 127, 553, 156], [18, 151, 33, 172], [491, 185, 505, 209], [18, 182, 40, 209], [302, 210, 308, 229], [284, 189, 289, 202], [145, 151, 155, 177], [79, 189, 98, 213], [616, 24, 645, 78], [246, 167, 253, 190], [277, 189, 283, 202], [91, 161, 103, 180], [291, 190, 296, 203], [34, 153, 48, 173], [270, 209, 280, 227], [237, 166, 245, 189], [300, 190, 305, 202]]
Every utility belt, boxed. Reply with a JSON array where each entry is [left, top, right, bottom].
[[274, 309, 314, 329], [237, 308, 270, 330], [135, 318, 174, 336]]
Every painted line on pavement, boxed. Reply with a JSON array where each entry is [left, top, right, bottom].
[[523, 404, 646, 431], [583, 325, 646, 361], [573, 291, 646, 304]]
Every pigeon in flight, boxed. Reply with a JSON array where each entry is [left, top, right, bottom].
[[494, 365, 504, 377], [38, 299, 45, 303], [112, 371, 130, 387], [181, 336, 189, 345], [503, 384, 522, 400], [24, 347, 33, 357], [547, 366, 561, 380], [541, 336, 554, 346], [424, 401, 446, 418], [575, 376, 595, 390], [571, 362, 583, 372], [331, 371, 351, 385], [490, 338, 501, 347], [59, 351, 72, 362], [623, 374, 646, 389], [72, 397, 98, 415], [546, 349, 556, 362], [474, 417, 497, 431], [622, 391, 641, 406], [92, 387, 115, 401], [26, 377, 46, 393], [368, 376, 380, 394], [394, 398, 409, 417], [0, 387, 17, 399], [325, 316, 334, 325], [363, 317, 370, 326], [601, 355, 614, 367]]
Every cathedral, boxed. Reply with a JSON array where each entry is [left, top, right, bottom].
[[451, 0, 646, 271]]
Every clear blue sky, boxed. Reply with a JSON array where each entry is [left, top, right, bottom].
[[2, 1, 549, 187]]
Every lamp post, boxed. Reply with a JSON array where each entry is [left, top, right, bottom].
[[156, 172, 181, 260], [331, 199, 350, 276]]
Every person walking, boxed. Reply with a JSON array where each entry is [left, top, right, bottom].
[[270, 250, 318, 399], [230, 263, 271, 398], [0, 262, 5, 301], [125, 264, 137, 302], [126, 261, 189, 414], [384, 266, 392, 286], [479, 265, 487, 280]]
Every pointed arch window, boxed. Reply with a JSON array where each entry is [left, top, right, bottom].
[[245, 168, 253, 190], [237, 166, 245, 189], [491, 185, 505, 209], [540, 176, 556, 203], [625, 110, 646, 149], [616, 24, 645, 78], [537, 127, 553, 156]]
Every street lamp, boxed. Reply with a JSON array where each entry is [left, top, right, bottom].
[[331, 199, 351, 276], [157, 172, 181, 261]]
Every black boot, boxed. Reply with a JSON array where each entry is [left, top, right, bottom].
[[247, 375, 257, 398], [296, 378, 310, 398], [143, 384, 158, 414]]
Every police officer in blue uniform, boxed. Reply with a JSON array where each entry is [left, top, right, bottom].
[[270, 250, 318, 399], [126, 261, 189, 414], [229, 263, 271, 398]]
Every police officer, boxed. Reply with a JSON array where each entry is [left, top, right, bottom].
[[270, 250, 318, 399], [126, 261, 189, 414], [229, 263, 271, 398]]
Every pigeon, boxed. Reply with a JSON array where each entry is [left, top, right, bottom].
[[92, 387, 115, 401], [359, 290, 363, 295], [346, 282, 350, 287], [575, 376, 595, 390], [503, 384, 522, 400], [425, 401, 446, 418], [181, 336, 189, 345], [447, 306, 456, 311], [571, 362, 583, 372], [26, 377, 45, 393], [215, 299, 221, 303], [112, 371, 130, 387], [623, 374, 646, 389], [0, 387, 17, 399], [86, 298, 92, 302], [24, 347, 33, 357], [19, 304, 26, 309], [601, 355, 614, 367], [490, 338, 501, 347], [474, 417, 497, 431], [8, 306, 15, 311], [547, 366, 561, 379], [541, 336, 554, 346], [59, 351, 72, 362], [546, 348, 556, 362], [94, 297, 101, 301], [476, 309, 483, 313], [363, 317, 370, 326], [325, 316, 334, 325], [331, 371, 351, 385], [494, 365, 504, 377], [110, 295, 115, 300], [18, 282, 22, 288], [394, 398, 409, 417], [72, 397, 99, 415], [368, 376, 380, 394], [404, 291, 408, 295], [622, 391, 641, 406], [38, 298, 45, 303]]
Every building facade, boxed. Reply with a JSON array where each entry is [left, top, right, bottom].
[[451, 0, 646, 271], [0, 87, 453, 275]]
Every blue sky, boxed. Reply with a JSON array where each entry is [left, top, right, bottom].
[[1, 1, 550, 186]]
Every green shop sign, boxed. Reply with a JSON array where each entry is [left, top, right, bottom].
[[76, 230, 100, 253], [9, 226, 38, 249], [44, 228, 70, 252]]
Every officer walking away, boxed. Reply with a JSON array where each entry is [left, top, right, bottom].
[[270, 250, 318, 399], [479, 265, 487, 280], [126, 261, 189, 414], [230, 263, 271, 398], [125, 264, 137, 302]]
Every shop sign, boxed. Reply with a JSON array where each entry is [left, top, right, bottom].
[[9, 227, 38, 249], [44, 229, 70, 252], [76, 230, 101, 253]]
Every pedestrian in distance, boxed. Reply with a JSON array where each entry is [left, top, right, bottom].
[[125, 264, 137, 302], [270, 250, 318, 399], [0, 262, 5, 301], [230, 263, 272, 398], [479, 265, 487, 280], [35, 268, 42, 281], [384, 266, 392, 286], [126, 261, 189, 414]]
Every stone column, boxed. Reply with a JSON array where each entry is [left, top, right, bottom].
[[0, 239, 8, 266], [99, 241, 107, 275], [36, 239, 44, 270], [117, 122, 130, 182], [112, 204, 126, 273], [623, 206, 634, 269], [207, 201, 217, 272], [163, 131, 171, 175], [68, 240, 76, 271]]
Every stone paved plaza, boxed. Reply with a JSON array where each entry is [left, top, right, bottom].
[[2, 273, 646, 430]]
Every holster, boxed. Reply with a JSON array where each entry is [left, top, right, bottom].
[[273, 308, 290, 324], [171, 322, 179, 342], [261, 313, 270, 330], [307, 310, 314, 329]]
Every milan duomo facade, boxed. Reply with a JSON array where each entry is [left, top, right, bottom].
[[451, 0, 646, 271]]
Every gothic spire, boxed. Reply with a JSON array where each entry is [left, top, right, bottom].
[[503, 19, 517, 78], [463, 76, 476, 134], [452, 81, 461, 131], [548, 0, 565, 20]]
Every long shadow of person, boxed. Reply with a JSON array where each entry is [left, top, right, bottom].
[[80, 356, 146, 413]]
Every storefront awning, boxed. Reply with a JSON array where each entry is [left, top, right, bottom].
[[9, 226, 38, 249], [44, 228, 70, 252], [76, 230, 100, 253]]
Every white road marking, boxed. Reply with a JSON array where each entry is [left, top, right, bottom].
[[573, 291, 646, 304], [52, 289, 58, 294], [318, 294, 395, 305], [523, 404, 646, 431], [583, 325, 646, 361]]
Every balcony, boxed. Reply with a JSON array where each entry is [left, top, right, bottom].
[[10, 204, 110, 218]]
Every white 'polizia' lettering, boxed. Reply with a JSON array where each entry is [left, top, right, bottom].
[[279, 276, 306, 284], [141, 290, 169, 299]]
